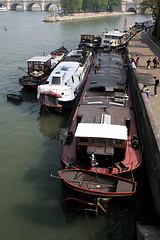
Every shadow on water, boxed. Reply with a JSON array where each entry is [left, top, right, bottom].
[[12, 112, 157, 239], [12, 98, 75, 227]]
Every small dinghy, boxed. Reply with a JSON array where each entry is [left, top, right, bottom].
[[58, 169, 137, 198], [7, 94, 23, 102]]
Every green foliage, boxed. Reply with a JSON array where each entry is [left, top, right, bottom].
[[140, 0, 160, 17], [140, 0, 160, 40], [61, 0, 83, 13], [61, 0, 110, 13]]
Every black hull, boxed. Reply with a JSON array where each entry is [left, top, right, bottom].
[[19, 77, 48, 88]]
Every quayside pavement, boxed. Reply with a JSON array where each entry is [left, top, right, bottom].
[[128, 30, 160, 144], [128, 30, 160, 239]]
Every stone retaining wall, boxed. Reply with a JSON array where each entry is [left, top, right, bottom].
[[126, 56, 160, 220]]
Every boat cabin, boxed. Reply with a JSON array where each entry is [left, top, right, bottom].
[[75, 122, 128, 169], [27, 55, 52, 74], [101, 30, 129, 48], [46, 61, 80, 86], [79, 34, 102, 48]]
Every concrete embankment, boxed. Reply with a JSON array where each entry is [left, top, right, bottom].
[[127, 31, 160, 239], [43, 11, 134, 22]]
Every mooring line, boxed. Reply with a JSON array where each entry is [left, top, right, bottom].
[[84, 211, 96, 240]]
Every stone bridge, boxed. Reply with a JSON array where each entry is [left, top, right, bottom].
[[0, 0, 61, 11], [0, 0, 140, 12], [121, 0, 141, 14]]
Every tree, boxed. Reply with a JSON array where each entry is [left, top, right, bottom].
[[82, 0, 108, 12], [107, 0, 122, 11], [140, 0, 160, 40], [61, 0, 83, 13]]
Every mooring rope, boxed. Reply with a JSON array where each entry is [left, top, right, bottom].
[[42, 105, 55, 120], [84, 211, 96, 240]]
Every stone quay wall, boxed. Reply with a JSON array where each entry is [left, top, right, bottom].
[[126, 59, 160, 220]]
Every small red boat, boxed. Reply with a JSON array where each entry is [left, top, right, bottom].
[[58, 169, 137, 198]]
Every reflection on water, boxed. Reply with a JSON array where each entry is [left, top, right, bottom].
[[37, 108, 71, 138]]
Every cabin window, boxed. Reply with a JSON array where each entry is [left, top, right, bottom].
[[92, 138, 109, 144], [79, 138, 89, 143], [28, 62, 45, 72], [113, 139, 123, 145], [52, 77, 61, 84]]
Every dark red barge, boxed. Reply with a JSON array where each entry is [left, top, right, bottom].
[[61, 51, 142, 179]]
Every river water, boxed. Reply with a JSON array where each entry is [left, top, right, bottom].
[[0, 11, 154, 240]]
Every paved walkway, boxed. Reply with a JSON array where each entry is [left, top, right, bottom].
[[128, 30, 160, 141]]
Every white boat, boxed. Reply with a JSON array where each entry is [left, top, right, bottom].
[[101, 29, 130, 49], [37, 49, 93, 111], [0, 6, 8, 12]]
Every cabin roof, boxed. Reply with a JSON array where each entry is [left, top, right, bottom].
[[67, 49, 83, 57], [27, 55, 51, 63], [103, 30, 129, 37], [46, 61, 80, 84], [75, 123, 128, 140]]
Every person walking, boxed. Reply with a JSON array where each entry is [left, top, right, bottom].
[[146, 57, 152, 69], [135, 55, 140, 68], [153, 56, 159, 69], [154, 76, 159, 97]]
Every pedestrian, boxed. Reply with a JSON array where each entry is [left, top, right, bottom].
[[130, 57, 136, 68], [153, 56, 159, 69], [131, 61, 136, 69], [135, 55, 140, 68], [130, 57, 135, 63], [146, 57, 152, 69], [154, 76, 159, 97], [141, 84, 150, 98]]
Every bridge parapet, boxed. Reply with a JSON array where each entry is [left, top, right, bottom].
[[0, 0, 61, 11]]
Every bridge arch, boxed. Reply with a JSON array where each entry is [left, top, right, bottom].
[[127, 7, 136, 13], [10, 3, 23, 10], [26, 3, 41, 11], [0, 3, 5, 7]]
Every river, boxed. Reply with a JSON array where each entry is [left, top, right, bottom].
[[0, 11, 155, 240]]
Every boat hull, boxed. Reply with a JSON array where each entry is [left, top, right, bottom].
[[7, 94, 23, 102], [19, 75, 48, 88]]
